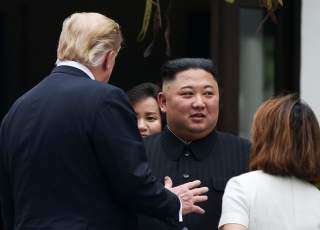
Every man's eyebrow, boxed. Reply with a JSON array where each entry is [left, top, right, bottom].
[[179, 86, 193, 90], [179, 85, 214, 90]]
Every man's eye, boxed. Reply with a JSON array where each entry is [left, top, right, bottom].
[[181, 92, 193, 96], [204, 91, 213, 96]]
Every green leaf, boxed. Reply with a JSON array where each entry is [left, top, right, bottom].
[[278, 0, 284, 6], [225, 0, 236, 3], [267, 0, 273, 10], [137, 0, 153, 42]]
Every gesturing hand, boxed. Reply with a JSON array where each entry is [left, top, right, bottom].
[[164, 176, 209, 215]]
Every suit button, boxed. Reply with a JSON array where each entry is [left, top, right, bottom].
[[182, 173, 190, 179], [184, 152, 190, 157], [182, 227, 188, 230]]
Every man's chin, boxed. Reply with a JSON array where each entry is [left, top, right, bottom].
[[188, 125, 207, 133], [188, 120, 216, 130], [187, 123, 215, 135]]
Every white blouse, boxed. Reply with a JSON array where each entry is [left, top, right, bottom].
[[219, 170, 320, 230]]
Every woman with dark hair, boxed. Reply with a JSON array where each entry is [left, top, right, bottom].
[[127, 82, 162, 137], [218, 94, 320, 230]]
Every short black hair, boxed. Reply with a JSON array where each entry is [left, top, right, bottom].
[[160, 58, 219, 84], [127, 82, 160, 106]]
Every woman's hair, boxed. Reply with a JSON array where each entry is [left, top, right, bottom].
[[127, 82, 166, 127], [127, 82, 160, 106], [57, 12, 122, 67], [250, 94, 320, 183]]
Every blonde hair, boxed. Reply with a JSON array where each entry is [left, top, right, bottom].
[[57, 12, 122, 67]]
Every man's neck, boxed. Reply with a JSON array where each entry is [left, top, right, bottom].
[[56, 60, 96, 80]]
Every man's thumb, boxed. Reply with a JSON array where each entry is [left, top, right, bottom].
[[164, 176, 173, 189]]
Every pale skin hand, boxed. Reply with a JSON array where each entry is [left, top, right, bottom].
[[220, 224, 248, 230], [164, 176, 209, 215]]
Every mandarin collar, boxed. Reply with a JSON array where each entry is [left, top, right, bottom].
[[161, 127, 217, 161]]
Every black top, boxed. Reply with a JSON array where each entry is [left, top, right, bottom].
[[0, 66, 180, 230], [138, 127, 250, 230]]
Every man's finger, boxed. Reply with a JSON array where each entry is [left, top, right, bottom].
[[164, 176, 173, 189], [191, 186, 209, 196], [184, 180, 201, 189], [192, 205, 205, 214], [193, 195, 208, 203]]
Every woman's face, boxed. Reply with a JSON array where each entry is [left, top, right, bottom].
[[133, 97, 162, 138]]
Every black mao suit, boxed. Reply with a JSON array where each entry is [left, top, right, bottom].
[[138, 127, 250, 230], [0, 65, 180, 230]]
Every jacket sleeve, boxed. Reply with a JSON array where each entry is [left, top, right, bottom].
[[91, 87, 180, 225], [0, 117, 14, 230]]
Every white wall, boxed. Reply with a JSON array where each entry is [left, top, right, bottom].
[[301, 0, 320, 121], [238, 9, 264, 138]]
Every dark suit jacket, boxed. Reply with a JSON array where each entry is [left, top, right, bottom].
[[138, 127, 250, 230], [0, 66, 180, 230]]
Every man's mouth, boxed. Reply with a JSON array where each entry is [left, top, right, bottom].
[[190, 113, 206, 120], [191, 113, 205, 117]]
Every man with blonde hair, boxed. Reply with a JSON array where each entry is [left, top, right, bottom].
[[0, 12, 208, 230]]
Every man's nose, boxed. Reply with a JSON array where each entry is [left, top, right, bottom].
[[192, 95, 205, 108]]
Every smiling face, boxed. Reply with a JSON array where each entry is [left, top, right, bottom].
[[159, 69, 219, 141], [133, 97, 162, 138]]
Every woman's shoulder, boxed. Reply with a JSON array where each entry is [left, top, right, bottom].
[[226, 170, 276, 192], [231, 170, 266, 182], [230, 170, 319, 193]]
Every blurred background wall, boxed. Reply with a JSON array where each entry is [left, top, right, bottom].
[[0, 0, 305, 137], [301, 0, 320, 121]]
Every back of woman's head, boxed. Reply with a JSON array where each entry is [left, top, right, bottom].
[[250, 94, 320, 183]]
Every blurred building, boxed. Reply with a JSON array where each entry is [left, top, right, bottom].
[[1, 0, 317, 137], [301, 0, 320, 122]]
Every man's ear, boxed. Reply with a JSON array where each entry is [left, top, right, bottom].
[[158, 92, 167, 113], [102, 50, 115, 71]]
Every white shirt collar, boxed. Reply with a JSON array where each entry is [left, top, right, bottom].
[[56, 60, 95, 80]]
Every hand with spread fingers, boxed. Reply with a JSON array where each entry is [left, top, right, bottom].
[[164, 176, 209, 215]]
